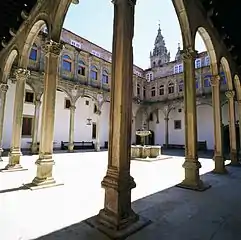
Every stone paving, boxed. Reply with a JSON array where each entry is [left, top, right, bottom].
[[1, 151, 241, 240]]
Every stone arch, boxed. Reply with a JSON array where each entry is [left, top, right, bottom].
[[220, 57, 233, 90], [1, 48, 19, 84], [172, 0, 192, 48], [56, 86, 72, 104], [195, 27, 218, 75], [51, 0, 73, 42], [234, 75, 241, 101], [19, 19, 48, 68]]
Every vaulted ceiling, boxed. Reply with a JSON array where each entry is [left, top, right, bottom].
[[200, 0, 241, 72], [0, 0, 38, 52]]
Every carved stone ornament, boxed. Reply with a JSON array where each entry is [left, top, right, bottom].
[[0, 84, 8, 93], [210, 75, 220, 87], [69, 105, 76, 111], [181, 48, 198, 61], [43, 40, 63, 56], [14, 68, 30, 81], [225, 90, 235, 99]]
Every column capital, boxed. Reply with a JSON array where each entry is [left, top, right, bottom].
[[181, 48, 198, 60], [14, 68, 30, 81], [112, 0, 136, 6], [164, 117, 169, 121], [95, 109, 101, 115], [69, 105, 76, 111], [43, 40, 63, 56], [210, 75, 220, 86], [225, 90, 235, 99], [0, 84, 8, 93]]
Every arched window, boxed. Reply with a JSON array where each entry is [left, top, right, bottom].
[[90, 65, 98, 80], [29, 43, 38, 61], [168, 82, 174, 94], [151, 87, 156, 97], [178, 80, 184, 92], [204, 75, 211, 87], [137, 84, 140, 96], [143, 86, 146, 98], [78, 60, 85, 76], [102, 70, 109, 84], [159, 85, 164, 95], [62, 55, 72, 72]]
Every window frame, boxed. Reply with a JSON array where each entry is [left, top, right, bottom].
[[174, 120, 182, 130], [168, 83, 175, 94], [90, 65, 98, 80], [29, 43, 38, 61], [22, 115, 33, 138], [64, 98, 71, 109], [62, 55, 72, 72], [24, 90, 35, 104]]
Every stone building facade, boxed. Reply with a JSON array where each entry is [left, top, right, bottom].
[[2, 25, 234, 152]]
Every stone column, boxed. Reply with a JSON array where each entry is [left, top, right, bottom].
[[27, 41, 63, 189], [86, 0, 149, 238], [95, 110, 101, 152], [4, 69, 30, 171], [31, 95, 41, 154], [177, 48, 210, 191], [225, 90, 239, 165], [164, 117, 169, 148], [237, 100, 241, 156], [68, 105, 76, 152], [211, 75, 226, 173], [0, 84, 8, 161]]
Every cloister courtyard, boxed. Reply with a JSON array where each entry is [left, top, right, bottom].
[[1, 150, 241, 240]]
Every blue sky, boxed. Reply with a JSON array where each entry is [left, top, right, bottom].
[[64, 0, 205, 69]]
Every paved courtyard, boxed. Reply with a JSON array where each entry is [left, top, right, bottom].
[[1, 151, 241, 240]]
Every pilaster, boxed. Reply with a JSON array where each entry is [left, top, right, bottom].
[[31, 95, 41, 154], [177, 47, 210, 191], [95, 109, 101, 152], [0, 84, 8, 161], [225, 90, 239, 166], [68, 105, 76, 152], [210, 75, 227, 174], [3, 68, 30, 172], [86, 0, 150, 238], [25, 40, 63, 189]]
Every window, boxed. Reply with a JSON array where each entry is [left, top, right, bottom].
[[77, 60, 85, 76], [85, 100, 89, 105], [204, 75, 211, 87], [159, 85, 164, 95], [22, 116, 33, 137], [178, 108, 182, 113], [179, 80, 184, 92], [149, 113, 153, 121], [92, 123, 97, 139], [168, 83, 175, 94], [29, 43, 37, 61], [102, 70, 109, 84], [151, 87, 156, 97], [220, 72, 226, 85], [178, 64, 183, 73], [25, 91, 34, 103], [150, 73, 153, 81], [174, 120, 181, 130], [94, 104, 98, 113], [62, 55, 72, 72], [137, 84, 140, 96], [65, 98, 71, 109], [195, 58, 202, 69], [174, 65, 179, 74], [205, 56, 210, 66], [90, 66, 98, 80], [153, 62, 156, 67], [143, 86, 146, 98]]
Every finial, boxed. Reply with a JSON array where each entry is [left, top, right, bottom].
[[158, 20, 161, 29], [178, 42, 180, 49]]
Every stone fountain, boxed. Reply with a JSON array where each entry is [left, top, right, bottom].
[[131, 129, 162, 160]]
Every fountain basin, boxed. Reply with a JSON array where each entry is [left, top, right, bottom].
[[131, 145, 162, 159]]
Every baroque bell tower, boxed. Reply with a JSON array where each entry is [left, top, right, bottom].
[[150, 24, 170, 68]]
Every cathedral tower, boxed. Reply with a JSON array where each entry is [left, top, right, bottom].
[[150, 24, 170, 68]]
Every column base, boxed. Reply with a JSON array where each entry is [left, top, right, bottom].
[[1, 164, 27, 172], [31, 144, 39, 155], [212, 155, 228, 174], [68, 143, 74, 152], [23, 177, 63, 190], [230, 151, 240, 166], [85, 209, 151, 240], [176, 158, 211, 191]]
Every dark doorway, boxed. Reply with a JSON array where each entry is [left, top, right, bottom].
[[222, 124, 240, 156]]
